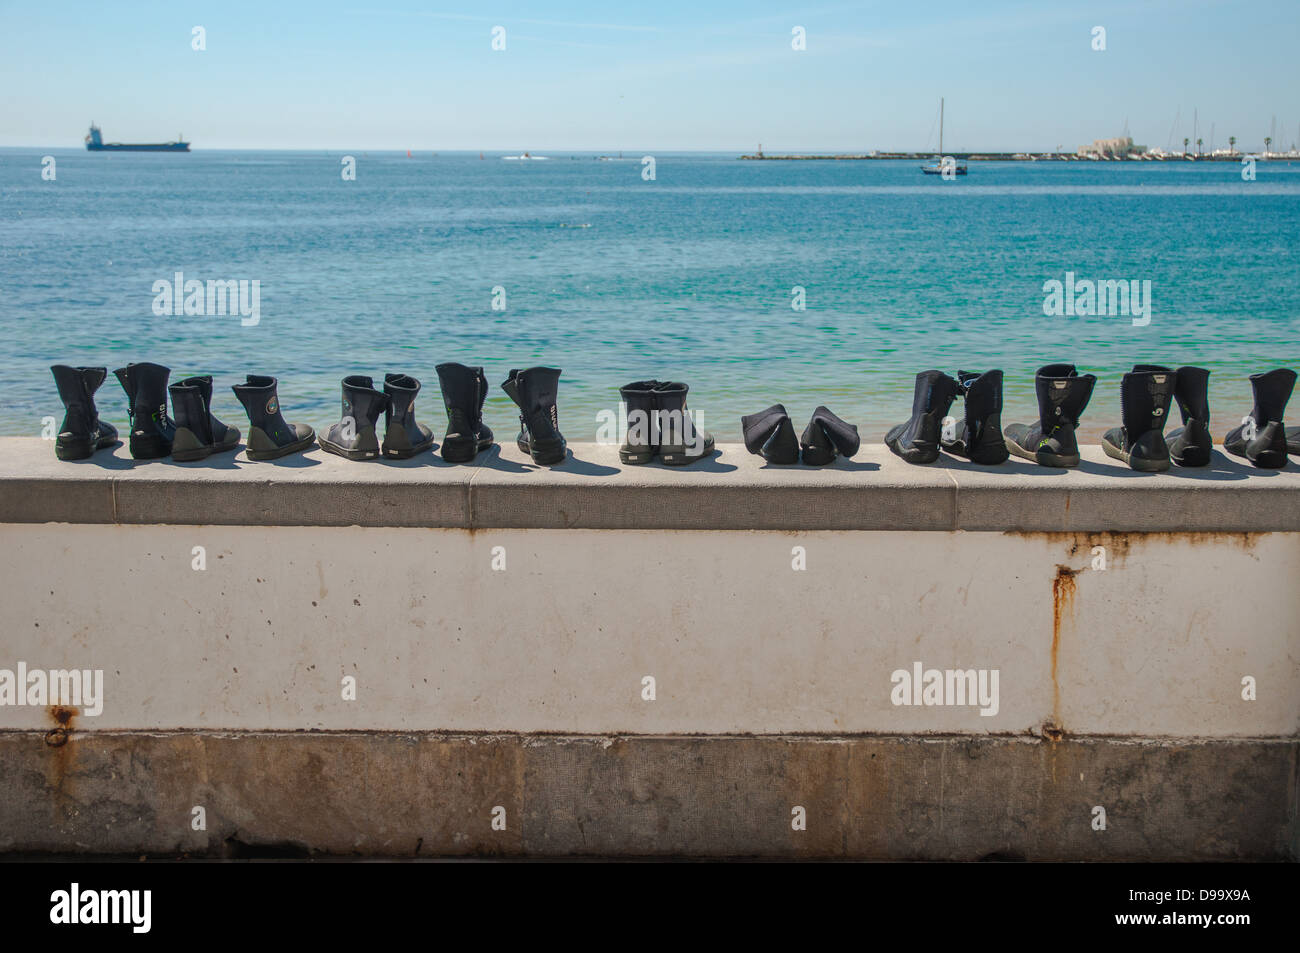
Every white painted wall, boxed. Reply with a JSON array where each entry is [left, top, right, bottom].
[[1, 525, 1295, 736]]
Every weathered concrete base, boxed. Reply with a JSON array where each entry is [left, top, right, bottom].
[[2, 732, 1294, 860]]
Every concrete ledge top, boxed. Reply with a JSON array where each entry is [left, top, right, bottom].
[[1, 437, 1297, 531]]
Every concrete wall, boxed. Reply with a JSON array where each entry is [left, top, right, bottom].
[[2, 524, 1296, 736], [0, 437, 1296, 858]]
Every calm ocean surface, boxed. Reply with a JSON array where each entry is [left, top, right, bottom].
[[2, 149, 1298, 442]]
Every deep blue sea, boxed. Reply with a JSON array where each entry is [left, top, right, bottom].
[[2, 148, 1298, 442]]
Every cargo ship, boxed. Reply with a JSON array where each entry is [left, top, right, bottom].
[[85, 123, 190, 152]]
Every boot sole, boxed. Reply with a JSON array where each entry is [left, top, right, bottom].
[[318, 436, 381, 461], [128, 433, 173, 460], [172, 441, 240, 463], [518, 436, 567, 466], [1244, 450, 1290, 469], [382, 437, 436, 460], [942, 442, 1011, 465], [1171, 445, 1212, 467], [246, 431, 317, 461], [441, 436, 493, 463], [55, 435, 120, 461], [660, 443, 713, 466], [618, 447, 657, 465], [1005, 437, 1079, 468], [1102, 439, 1170, 472], [886, 439, 940, 465]]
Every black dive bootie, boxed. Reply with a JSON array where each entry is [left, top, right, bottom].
[[436, 363, 493, 463], [1004, 364, 1097, 468], [319, 375, 388, 460], [885, 370, 959, 464], [381, 374, 435, 459], [619, 380, 660, 464], [1101, 365, 1176, 472], [941, 369, 1009, 465], [1167, 366, 1212, 467], [1223, 368, 1296, 469], [800, 407, 859, 465], [232, 375, 316, 461], [654, 381, 714, 466], [50, 365, 119, 460], [501, 367, 566, 465], [741, 404, 799, 464], [169, 375, 240, 462], [113, 362, 176, 459], [1287, 427, 1299, 455]]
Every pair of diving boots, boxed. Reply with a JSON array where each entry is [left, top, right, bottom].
[[1002, 363, 1200, 472], [318, 374, 436, 461], [109, 362, 249, 461], [111, 363, 311, 461], [53, 362, 307, 462], [885, 369, 1009, 465], [1094, 364, 1194, 472], [618, 380, 716, 466], [317, 364, 568, 466], [742, 405, 860, 465], [1096, 365, 1296, 471], [1005, 364, 1296, 472], [1221, 368, 1296, 469]]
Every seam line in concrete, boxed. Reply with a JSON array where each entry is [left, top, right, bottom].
[[944, 468, 959, 530], [465, 444, 496, 529], [3, 729, 1293, 743]]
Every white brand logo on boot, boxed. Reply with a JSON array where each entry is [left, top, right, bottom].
[[1241, 416, 1257, 441]]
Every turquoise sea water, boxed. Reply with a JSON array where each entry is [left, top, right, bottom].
[[2, 149, 1298, 443]]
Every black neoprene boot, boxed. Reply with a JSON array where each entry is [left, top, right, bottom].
[[941, 369, 1009, 464], [1287, 427, 1299, 455], [169, 375, 240, 462], [653, 381, 715, 466], [800, 407, 859, 465], [319, 375, 388, 460], [113, 362, 176, 459], [502, 366, 566, 465], [741, 404, 799, 464], [232, 375, 316, 461], [382, 373, 435, 459], [50, 365, 119, 461], [619, 380, 660, 464], [1167, 366, 1212, 467], [1100, 365, 1175, 472], [436, 363, 494, 463], [885, 370, 959, 464], [1223, 368, 1296, 469], [1004, 364, 1096, 468]]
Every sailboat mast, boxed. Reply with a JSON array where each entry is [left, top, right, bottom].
[[939, 98, 944, 155]]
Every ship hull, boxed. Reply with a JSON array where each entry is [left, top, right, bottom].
[[86, 143, 190, 152]]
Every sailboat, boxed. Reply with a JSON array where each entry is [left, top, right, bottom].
[[921, 98, 967, 175]]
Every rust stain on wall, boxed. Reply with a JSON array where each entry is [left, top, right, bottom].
[[45, 705, 76, 747], [1007, 530, 1266, 564], [1051, 566, 1077, 732], [46, 706, 79, 819]]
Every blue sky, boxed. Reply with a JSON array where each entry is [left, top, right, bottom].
[[2, 0, 1297, 151]]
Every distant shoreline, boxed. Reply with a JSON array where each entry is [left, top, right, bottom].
[[739, 152, 1288, 162]]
